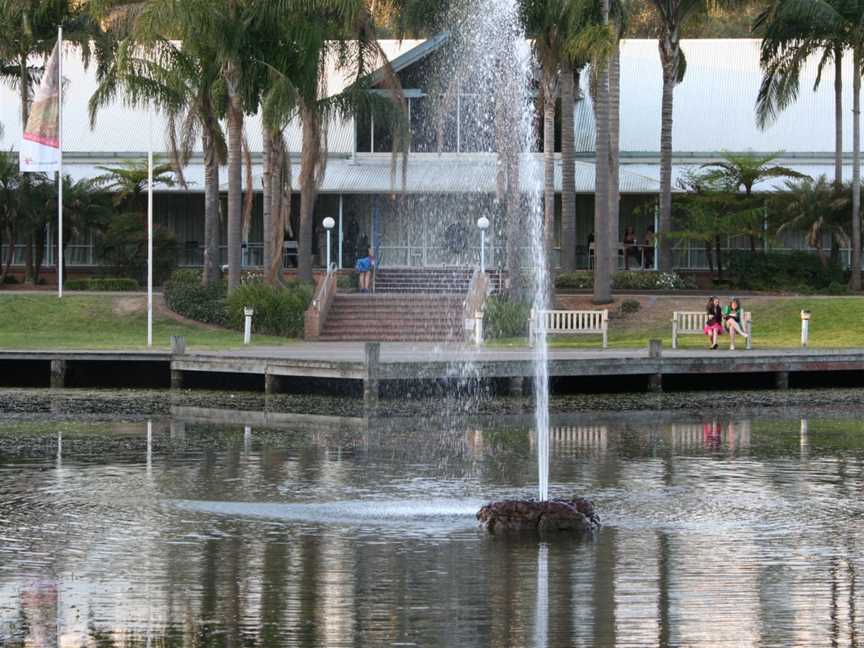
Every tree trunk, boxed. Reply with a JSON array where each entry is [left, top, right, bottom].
[[658, 35, 679, 273], [298, 104, 321, 284], [267, 132, 289, 285], [850, 47, 861, 291], [0, 224, 15, 285], [608, 43, 621, 278], [543, 64, 557, 278], [835, 44, 844, 188], [202, 129, 221, 286], [226, 92, 243, 291], [262, 126, 274, 284], [560, 60, 577, 272], [24, 233, 35, 284], [20, 54, 30, 126], [715, 235, 723, 283], [593, 0, 612, 304]]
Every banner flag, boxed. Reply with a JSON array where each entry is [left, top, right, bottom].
[[20, 41, 61, 173]]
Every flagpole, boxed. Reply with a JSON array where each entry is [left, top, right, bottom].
[[57, 26, 63, 299], [147, 108, 153, 347]]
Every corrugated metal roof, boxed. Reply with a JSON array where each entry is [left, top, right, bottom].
[[213, 156, 660, 194], [625, 162, 849, 192]]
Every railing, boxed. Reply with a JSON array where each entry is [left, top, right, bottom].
[[463, 269, 490, 345], [303, 262, 338, 340]]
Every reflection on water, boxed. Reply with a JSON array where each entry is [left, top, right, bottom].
[[1, 404, 863, 647]]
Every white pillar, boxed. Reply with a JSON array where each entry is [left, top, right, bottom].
[[244, 307, 253, 345], [338, 194, 344, 269], [147, 107, 154, 347], [57, 26, 64, 298], [801, 310, 811, 348]]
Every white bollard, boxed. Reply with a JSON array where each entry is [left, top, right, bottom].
[[800, 310, 811, 348], [244, 307, 254, 345], [474, 310, 483, 346]]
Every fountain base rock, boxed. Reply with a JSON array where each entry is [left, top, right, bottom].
[[477, 498, 600, 534]]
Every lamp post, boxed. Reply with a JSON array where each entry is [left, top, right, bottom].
[[801, 310, 811, 348], [323, 217, 336, 271], [477, 216, 490, 273]]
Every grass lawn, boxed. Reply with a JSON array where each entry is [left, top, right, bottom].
[[0, 294, 293, 349], [494, 296, 864, 349]]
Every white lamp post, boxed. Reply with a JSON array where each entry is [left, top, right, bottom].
[[477, 216, 490, 273], [801, 310, 811, 348], [323, 217, 336, 270]]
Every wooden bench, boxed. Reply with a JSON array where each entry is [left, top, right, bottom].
[[529, 309, 609, 348], [672, 311, 752, 349]]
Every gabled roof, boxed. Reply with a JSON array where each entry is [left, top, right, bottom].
[[369, 31, 451, 87]]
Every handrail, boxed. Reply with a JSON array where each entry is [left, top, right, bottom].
[[304, 262, 339, 340], [463, 269, 490, 345]]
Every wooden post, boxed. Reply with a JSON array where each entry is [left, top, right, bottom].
[[170, 369, 184, 390], [775, 371, 789, 390], [265, 372, 283, 395], [508, 376, 526, 397], [170, 335, 186, 389], [170, 335, 186, 355], [648, 339, 663, 392], [50, 359, 67, 389], [364, 342, 380, 408]]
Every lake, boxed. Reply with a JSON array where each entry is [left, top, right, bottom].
[[1, 390, 862, 647]]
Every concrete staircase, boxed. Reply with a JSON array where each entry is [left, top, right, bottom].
[[318, 293, 465, 341], [374, 267, 502, 294]]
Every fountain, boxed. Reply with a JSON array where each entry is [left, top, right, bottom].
[[434, 0, 598, 532]]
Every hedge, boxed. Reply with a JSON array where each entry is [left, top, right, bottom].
[[555, 270, 696, 290], [725, 251, 846, 292], [65, 277, 140, 291], [224, 281, 313, 337], [163, 269, 227, 325]]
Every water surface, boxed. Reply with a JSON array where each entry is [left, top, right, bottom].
[[1, 392, 863, 647]]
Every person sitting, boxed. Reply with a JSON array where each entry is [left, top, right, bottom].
[[703, 296, 723, 350], [623, 226, 639, 270], [355, 247, 375, 293], [643, 224, 655, 269], [723, 297, 749, 350]]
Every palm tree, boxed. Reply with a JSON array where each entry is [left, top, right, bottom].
[[0, 150, 22, 284], [94, 159, 175, 211], [755, 0, 864, 290], [521, 0, 566, 274], [60, 175, 112, 267], [775, 175, 850, 267], [646, 0, 704, 273], [0, 0, 98, 284], [700, 151, 807, 250], [89, 37, 227, 286], [593, 0, 613, 303]]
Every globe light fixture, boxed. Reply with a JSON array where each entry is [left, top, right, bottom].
[[323, 217, 336, 270], [477, 217, 490, 272]]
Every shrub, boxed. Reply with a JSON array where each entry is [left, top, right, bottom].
[[224, 281, 313, 337], [484, 297, 530, 339], [96, 212, 177, 285], [726, 251, 844, 291], [64, 279, 90, 291], [2, 275, 18, 285], [164, 269, 227, 325], [555, 271, 695, 291], [65, 277, 139, 291], [555, 271, 593, 289], [619, 299, 641, 315], [613, 271, 696, 290]]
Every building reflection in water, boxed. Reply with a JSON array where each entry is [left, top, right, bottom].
[[1, 409, 863, 647]]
